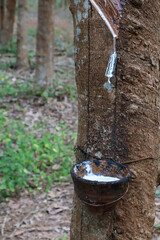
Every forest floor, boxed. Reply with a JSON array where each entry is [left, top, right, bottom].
[[0, 184, 160, 240], [0, 4, 160, 240]]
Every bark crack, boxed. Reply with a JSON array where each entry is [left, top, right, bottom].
[[80, 205, 83, 240], [113, 66, 118, 162], [87, 3, 91, 160]]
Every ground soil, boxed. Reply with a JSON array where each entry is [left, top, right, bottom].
[[0, 183, 73, 240]]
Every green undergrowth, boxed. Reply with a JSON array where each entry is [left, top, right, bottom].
[[0, 71, 77, 200], [55, 27, 74, 57], [28, 0, 38, 9], [55, 0, 69, 8], [28, 28, 37, 38], [0, 60, 16, 71], [0, 71, 76, 102], [52, 236, 67, 240], [0, 38, 17, 55], [53, 71, 76, 101], [0, 72, 34, 99], [0, 109, 76, 200]]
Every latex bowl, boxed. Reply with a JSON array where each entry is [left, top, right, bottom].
[[71, 159, 131, 212]]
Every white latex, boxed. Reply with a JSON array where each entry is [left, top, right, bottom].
[[83, 164, 119, 182], [83, 174, 119, 182]]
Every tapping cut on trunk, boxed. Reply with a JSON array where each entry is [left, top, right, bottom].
[[89, 0, 123, 38]]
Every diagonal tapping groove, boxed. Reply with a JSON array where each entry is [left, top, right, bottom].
[[88, 0, 123, 38], [89, 0, 124, 92]]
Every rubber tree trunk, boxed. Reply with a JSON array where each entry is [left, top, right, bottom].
[[35, 0, 54, 88], [0, 0, 16, 45], [16, 0, 29, 70], [70, 0, 160, 239]]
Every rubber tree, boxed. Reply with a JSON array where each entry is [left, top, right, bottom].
[[0, 0, 16, 45], [70, 0, 160, 239], [17, 0, 29, 70], [35, 0, 54, 88]]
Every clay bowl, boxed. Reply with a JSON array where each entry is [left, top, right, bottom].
[[71, 159, 131, 211]]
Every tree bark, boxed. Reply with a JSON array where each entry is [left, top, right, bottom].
[[70, 0, 160, 239], [35, 0, 54, 88], [16, 0, 29, 70], [0, 0, 16, 45]]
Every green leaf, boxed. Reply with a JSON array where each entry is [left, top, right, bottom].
[[53, 148, 58, 153], [42, 91, 48, 99], [0, 183, 6, 190], [33, 144, 39, 150], [155, 223, 160, 229]]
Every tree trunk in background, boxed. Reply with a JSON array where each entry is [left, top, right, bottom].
[[4, 0, 16, 44], [0, 0, 5, 44], [0, 0, 16, 45], [17, 0, 29, 70], [0, 0, 5, 32], [70, 0, 159, 239], [35, 0, 54, 88]]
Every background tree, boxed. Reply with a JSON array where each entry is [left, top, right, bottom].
[[0, 0, 5, 42], [16, 0, 29, 70], [70, 0, 159, 239], [35, 0, 54, 88], [0, 0, 16, 45]]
